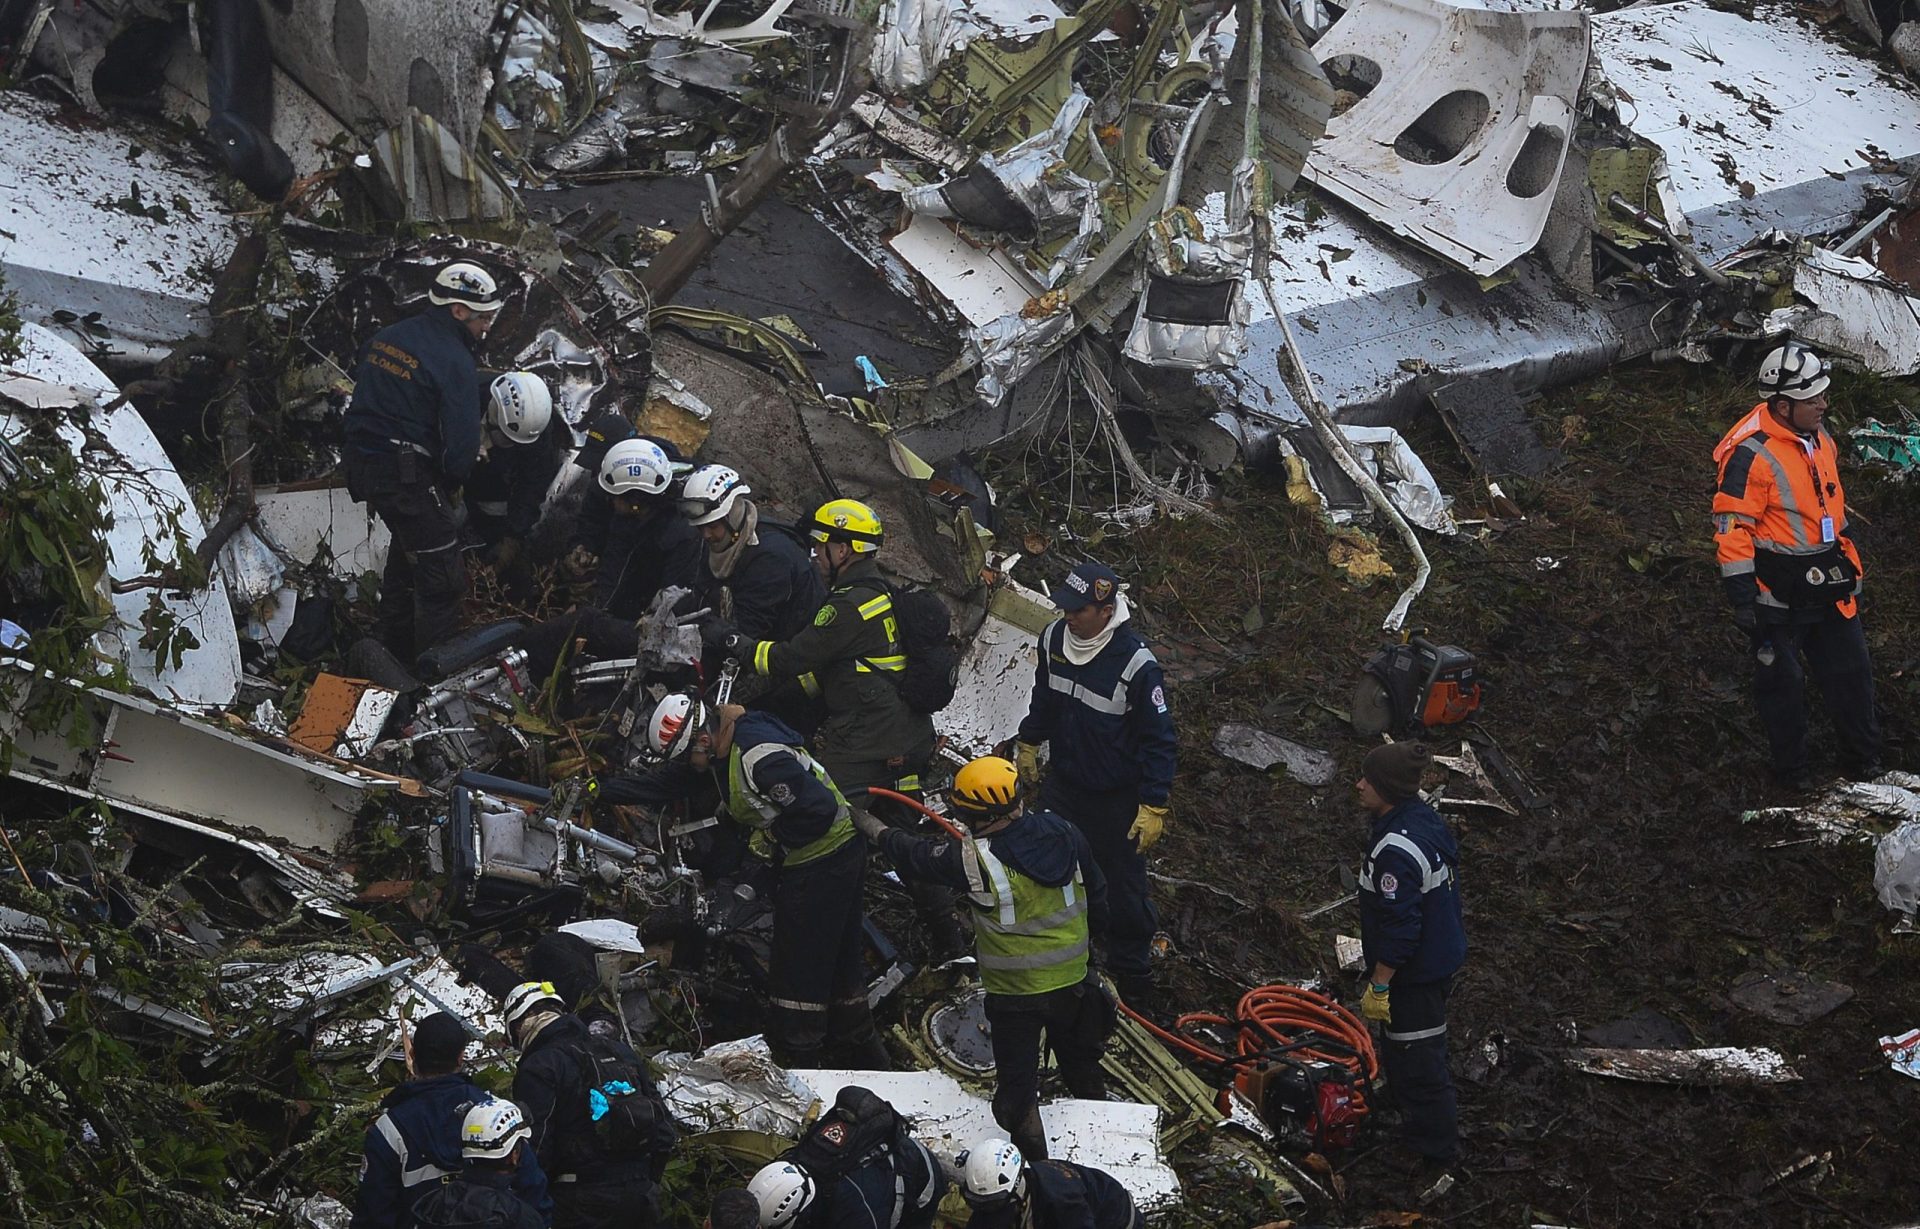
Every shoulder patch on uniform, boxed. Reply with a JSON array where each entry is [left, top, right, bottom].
[[813, 605, 837, 627], [769, 783, 795, 805], [1378, 872, 1399, 895], [1151, 684, 1167, 712]]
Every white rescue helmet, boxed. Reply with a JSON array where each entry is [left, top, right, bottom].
[[600, 437, 675, 496], [748, 1161, 816, 1229], [679, 464, 750, 526], [429, 260, 505, 313], [488, 372, 553, 445], [1758, 341, 1830, 401], [461, 1098, 531, 1161], [502, 981, 564, 1031], [647, 692, 709, 760], [956, 1137, 1027, 1208]]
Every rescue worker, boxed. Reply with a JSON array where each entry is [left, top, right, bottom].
[[711, 499, 934, 802], [709, 497, 964, 954], [1713, 341, 1883, 789], [852, 757, 1111, 1162], [1012, 562, 1176, 1007], [464, 371, 562, 571], [351, 1012, 551, 1229], [582, 437, 701, 619], [344, 259, 503, 662], [954, 1137, 1140, 1229], [680, 465, 822, 648], [744, 1087, 947, 1229], [412, 1100, 551, 1229], [638, 694, 888, 1069], [505, 982, 678, 1229], [1355, 741, 1465, 1181]]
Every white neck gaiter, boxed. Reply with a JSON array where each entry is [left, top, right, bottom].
[[1063, 592, 1129, 665]]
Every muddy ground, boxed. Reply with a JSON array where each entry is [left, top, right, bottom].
[[1011, 360, 1920, 1227]]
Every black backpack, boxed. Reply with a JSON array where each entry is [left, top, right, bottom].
[[412, 1175, 545, 1229], [577, 1036, 680, 1169], [785, 1085, 909, 1181], [859, 583, 958, 715]]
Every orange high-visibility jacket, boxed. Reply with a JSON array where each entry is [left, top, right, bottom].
[[1712, 404, 1861, 618]]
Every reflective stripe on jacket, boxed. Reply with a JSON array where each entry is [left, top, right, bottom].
[[725, 729, 855, 867], [1712, 403, 1861, 616], [960, 832, 1090, 995]]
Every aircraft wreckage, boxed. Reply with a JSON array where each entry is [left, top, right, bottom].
[[1, 0, 1918, 1221]]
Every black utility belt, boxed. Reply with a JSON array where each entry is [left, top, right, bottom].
[[1755, 543, 1858, 608]]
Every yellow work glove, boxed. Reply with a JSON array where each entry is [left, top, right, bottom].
[[1014, 742, 1042, 790], [1360, 982, 1392, 1023], [1128, 803, 1169, 852]]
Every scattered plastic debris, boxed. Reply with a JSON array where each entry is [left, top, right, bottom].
[[1880, 1029, 1920, 1080], [1565, 1046, 1802, 1086]]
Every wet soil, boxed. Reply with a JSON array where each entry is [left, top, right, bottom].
[[1003, 361, 1920, 1227]]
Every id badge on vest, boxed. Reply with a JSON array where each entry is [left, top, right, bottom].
[[1820, 515, 1835, 543]]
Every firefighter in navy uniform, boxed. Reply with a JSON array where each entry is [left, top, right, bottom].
[[1355, 741, 1466, 1183], [852, 757, 1112, 1162], [634, 694, 889, 1071], [1713, 341, 1883, 789], [463, 372, 562, 572], [680, 465, 823, 650], [413, 1100, 551, 1229], [744, 1087, 947, 1229], [503, 983, 677, 1229], [351, 1013, 551, 1229], [1012, 562, 1176, 1007], [955, 1137, 1140, 1229], [344, 260, 502, 661]]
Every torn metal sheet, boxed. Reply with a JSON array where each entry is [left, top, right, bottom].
[[366, 111, 521, 225], [1420, 371, 1562, 481], [1728, 970, 1854, 1027], [0, 93, 243, 360], [871, 0, 1067, 91], [289, 674, 401, 761], [940, 580, 1053, 760], [256, 0, 500, 150], [1764, 245, 1920, 377], [1593, 2, 1920, 260], [254, 483, 392, 579], [1304, 0, 1589, 275], [1430, 740, 1518, 817], [902, 88, 1105, 253], [1211, 723, 1338, 787], [887, 215, 1047, 328], [794, 1067, 1181, 1210], [1565, 1046, 1801, 1086], [1334, 934, 1364, 972], [1340, 425, 1455, 534], [4, 327, 243, 708], [1, 671, 378, 852]]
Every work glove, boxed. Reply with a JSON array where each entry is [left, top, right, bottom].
[[850, 806, 888, 844], [487, 536, 523, 572], [700, 616, 746, 658], [561, 544, 598, 583], [1361, 982, 1392, 1023], [1014, 741, 1042, 790], [1128, 803, 1169, 853], [1730, 604, 1758, 635]]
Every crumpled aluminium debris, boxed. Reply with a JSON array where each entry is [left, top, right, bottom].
[[871, 0, 959, 92], [902, 88, 1106, 250], [655, 1036, 817, 1135], [1875, 819, 1920, 915], [1123, 159, 1254, 371], [1283, 425, 1457, 534], [970, 308, 1074, 407]]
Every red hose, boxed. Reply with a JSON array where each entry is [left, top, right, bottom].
[[863, 786, 969, 841], [863, 785, 1375, 1109]]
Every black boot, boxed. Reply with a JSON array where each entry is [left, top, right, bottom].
[[1008, 1104, 1048, 1162]]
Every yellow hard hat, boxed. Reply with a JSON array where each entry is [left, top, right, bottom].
[[810, 498, 883, 554], [951, 756, 1020, 815]]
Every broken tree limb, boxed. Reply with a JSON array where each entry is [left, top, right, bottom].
[[640, 8, 880, 303], [190, 231, 270, 577]]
